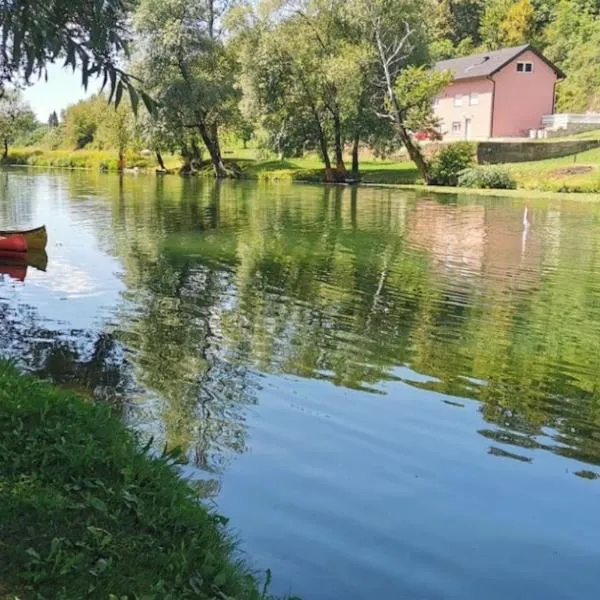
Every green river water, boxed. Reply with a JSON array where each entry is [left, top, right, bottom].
[[1, 169, 599, 599]]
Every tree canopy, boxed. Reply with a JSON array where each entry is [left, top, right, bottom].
[[4, 0, 600, 177]]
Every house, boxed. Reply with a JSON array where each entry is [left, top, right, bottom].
[[432, 44, 564, 140]]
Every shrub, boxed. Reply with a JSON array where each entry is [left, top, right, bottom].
[[429, 142, 476, 186], [458, 165, 517, 189]]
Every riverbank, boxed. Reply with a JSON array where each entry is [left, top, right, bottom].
[[4, 144, 600, 194], [0, 362, 275, 599]]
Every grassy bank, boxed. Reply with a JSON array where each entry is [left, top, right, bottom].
[[4, 144, 600, 194], [234, 149, 600, 193], [0, 362, 277, 600], [508, 146, 600, 193], [2, 147, 180, 171]]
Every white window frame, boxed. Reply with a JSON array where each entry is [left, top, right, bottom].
[[453, 95, 463, 107], [516, 61, 534, 73], [452, 121, 462, 134], [469, 92, 479, 106]]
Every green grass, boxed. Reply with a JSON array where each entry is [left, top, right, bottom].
[[234, 155, 418, 184], [0, 361, 281, 600], [551, 128, 600, 141], [233, 149, 599, 193], [2, 148, 181, 172], [507, 146, 600, 192], [4, 142, 600, 194]]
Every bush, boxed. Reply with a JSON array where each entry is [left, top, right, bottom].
[[429, 142, 475, 186], [457, 165, 517, 189]]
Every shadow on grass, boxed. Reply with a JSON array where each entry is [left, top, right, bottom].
[[360, 167, 419, 185]]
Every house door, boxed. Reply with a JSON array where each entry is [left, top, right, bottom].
[[465, 118, 472, 140]]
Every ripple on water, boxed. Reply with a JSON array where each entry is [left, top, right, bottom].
[[2, 173, 600, 599]]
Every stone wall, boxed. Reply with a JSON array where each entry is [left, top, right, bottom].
[[476, 140, 600, 164]]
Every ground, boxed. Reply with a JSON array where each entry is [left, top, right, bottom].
[[0, 361, 276, 600], [3, 130, 600, 194]]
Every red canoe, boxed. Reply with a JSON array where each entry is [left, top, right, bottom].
[[0, 234, 27, 253]]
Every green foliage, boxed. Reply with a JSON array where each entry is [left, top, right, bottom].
[[0, 361, 274, 600], [429, 142, 476, 185], [3, 147, 160, 171], [545, 0, 600, 111], [394, 66, 453, 131], [48, 110, 60, 128], [0, 88, 37, 158], [132, 0, 239, 175], [458, 165, 517, 188], [0, 0, 149, 114], [62, 96, 105, 149]]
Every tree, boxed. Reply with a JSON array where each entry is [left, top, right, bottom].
[[544, 0, 600, 111], [48, 111, 59, 128], [133, 0, 240, 177], [480, 0, 535, 49], [62, 96, 104, 149], [395, 66, 453, 133], [97, 101, 135, 170], [237, 9, 339, 179], [0, 89, 35, 159], [0, 0, 149, 113], [347, 0, 434, 182]]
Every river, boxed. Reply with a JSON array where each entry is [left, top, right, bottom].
[[1, 169, 600, 599]]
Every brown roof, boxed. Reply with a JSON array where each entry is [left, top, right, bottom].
[[433, 44, 565, 80]]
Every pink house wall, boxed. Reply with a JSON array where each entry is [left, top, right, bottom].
[[433, 79, 494, 140], [433, 50, 559, 140], [490, 49, 558, 137]]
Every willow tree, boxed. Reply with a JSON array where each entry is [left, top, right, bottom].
[[134, 0, 240, 177], [0, 0, 144, 109]]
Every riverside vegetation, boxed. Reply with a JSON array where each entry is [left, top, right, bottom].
[[2, 0, 600, 188], [0, 361, 283, 600]]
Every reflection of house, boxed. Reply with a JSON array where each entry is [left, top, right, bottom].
[[433, 45, 564, 140], [407, 201, 485, 274], [407, 201, 543, 293]]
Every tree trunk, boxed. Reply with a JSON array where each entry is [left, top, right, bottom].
[[351, 130, 360, 181], [312, 108, 333, 183], [181, 144, 193, 174], [197, 121, 227, 178], [208, 0, 215, 39], [117, 148, 124, 172], [332, 110, 347, 181], [190, 138, 203, 169], [375, 30, 431, 184], [2, 138, 7, 160], [155, 150, 166, 171]]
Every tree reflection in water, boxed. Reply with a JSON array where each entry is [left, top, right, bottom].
[[3, 171, 600, 485]]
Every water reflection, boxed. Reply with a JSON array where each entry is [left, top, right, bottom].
[[3, 170, 600, 598], [0, 300, 131, 406], [2, 171, 600, 475], [0, 249, 48, 282]]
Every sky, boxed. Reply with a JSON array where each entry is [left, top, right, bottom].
[[23, 64, 101, 123]]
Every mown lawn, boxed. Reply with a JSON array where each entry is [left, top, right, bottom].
[[3, 143, 599, 194], [507, 146, 600, 192], [0, 361, 279, 600]]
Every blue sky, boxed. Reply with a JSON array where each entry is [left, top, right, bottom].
[[23, 64, 101, 122]]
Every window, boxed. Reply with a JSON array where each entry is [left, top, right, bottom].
[[452, 121, 462, 134], [516, 61, 533, 73], [469, 93, 479, 106], [453, 95, 463, 107]]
